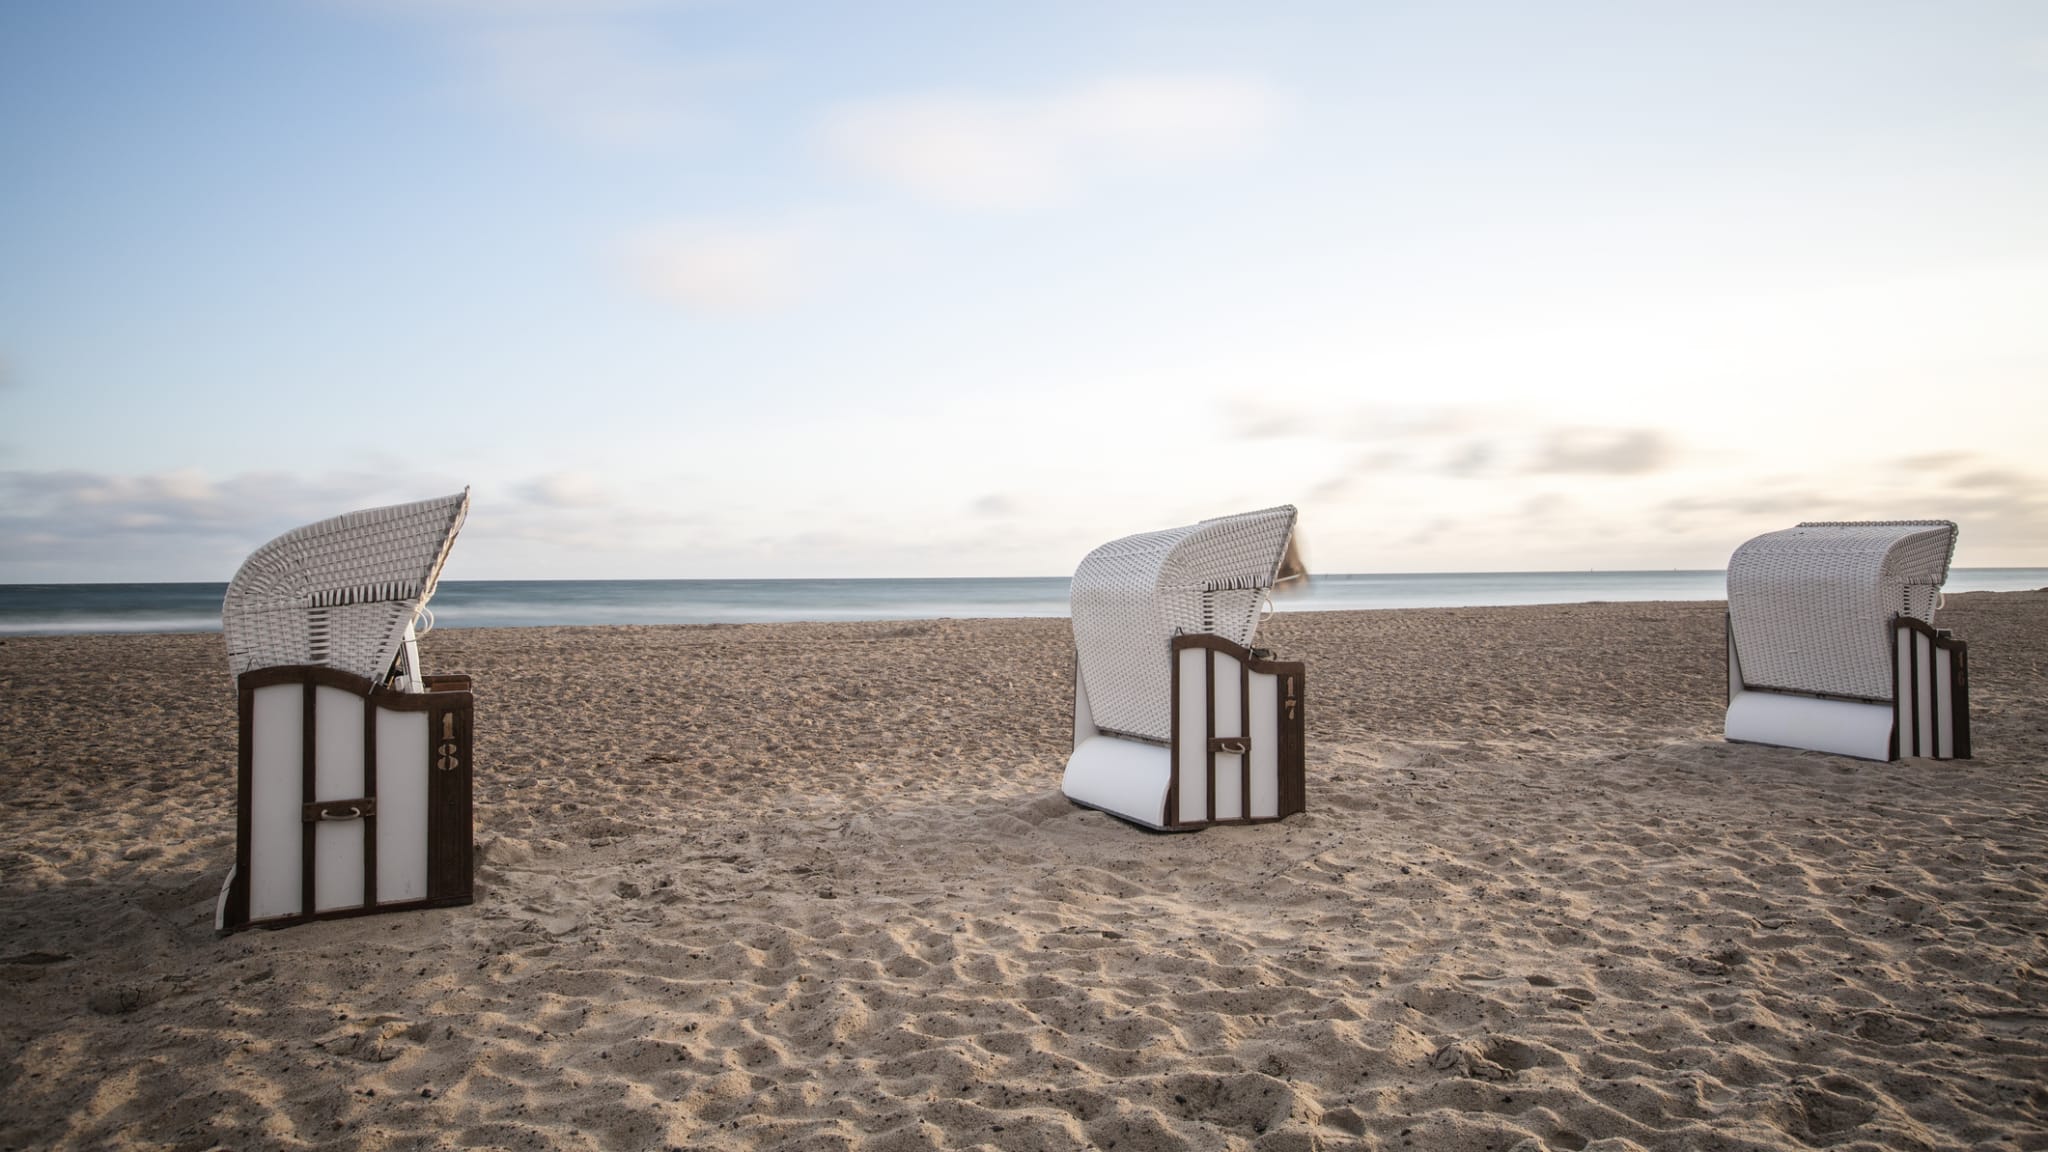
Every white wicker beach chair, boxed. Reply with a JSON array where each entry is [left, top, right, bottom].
[[1064, 505, 1308, 829], [1724, 520, 1969, 761], [217, 490, 479, 933]]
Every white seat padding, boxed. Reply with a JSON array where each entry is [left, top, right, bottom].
[[1725, 689, 1896, 761], [1062, 736, 1173, 830]]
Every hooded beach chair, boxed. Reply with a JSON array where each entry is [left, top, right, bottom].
[[216, 490, 477, 933], [1064, 505, 1308, 830], [1724, 520, 1969, 761]]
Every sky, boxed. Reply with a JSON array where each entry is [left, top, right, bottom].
[[3, 1, 2045, 582]]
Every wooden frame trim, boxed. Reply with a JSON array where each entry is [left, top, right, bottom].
[[304, 798, 377, 822], [300, 680, 317, 918], [428, 703, 474, 901], [1239, 650, 1252, 825], [235, 664, 474, 711], [1164, 642, 1181, 825], [363, 700, 379, 910], [1204, 641, 1216, 824], [228, 684, 255, 930], [1278, 662, 1305, 817], [233, 893, 475, 933]]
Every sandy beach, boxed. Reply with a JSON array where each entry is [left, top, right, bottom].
[[2, 594, 2044, 1151]]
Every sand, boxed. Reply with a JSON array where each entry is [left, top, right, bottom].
[[2, 594, 2045, 1151]]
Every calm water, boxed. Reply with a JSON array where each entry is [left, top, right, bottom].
[[2, 570, 2043, 637]]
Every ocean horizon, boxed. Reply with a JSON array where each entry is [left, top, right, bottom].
[[3, 569, 2044, 637]]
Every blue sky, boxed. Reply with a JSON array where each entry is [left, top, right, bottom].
[[4, 1, 2045, 581]]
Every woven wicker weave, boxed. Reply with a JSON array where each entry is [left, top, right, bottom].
[[222, 490, 470, 685], [1727, 520, 1957, 702], [1072, 506, 1299, 742]]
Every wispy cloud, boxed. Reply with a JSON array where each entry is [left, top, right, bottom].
[[1526, 428, 1675, 476], [1656, 452, 2048, 559], [622, 217, 820, 314], [968, 493, 1020, 518], [1442, 440, 1496, 478], [0, 469, 690, 582], [1228, 398, 1679, 485], [515, 471, 610, 509], [367, 0, 731, 149], [820, 75, 1281, 209], [468, 19, 718, 148], [0, 470, 467, 581]]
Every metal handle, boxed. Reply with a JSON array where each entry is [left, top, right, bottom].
[[302, 798, 376, 822]]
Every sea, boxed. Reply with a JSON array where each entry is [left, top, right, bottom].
[[2, 570, 2043, 637]]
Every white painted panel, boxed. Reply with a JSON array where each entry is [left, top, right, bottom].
[[1248, 671, 1280, 819], [1177, 647, 1209, 825], [1726, 689, 1895, 761], [1934, 647, 1954, 759], [1212, 653, 1242, 737], [1211, 651, 1243, 820], [249, 684, 303, 921], [1893, 630, 1916, 755], [376, 708, 430, 903], [1908, 631, 1925, 758], [313, 687, 366, 912], [1213, 753, 1244, 820], [314, 687, 365, 799], [1062, 736, 1173, 829]]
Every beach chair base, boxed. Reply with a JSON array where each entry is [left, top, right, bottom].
[[1063, 635, 1305, 830], [217, 666, 475, 934], [1724, 615, 1970, 762]]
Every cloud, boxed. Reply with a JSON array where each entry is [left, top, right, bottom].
[[1526, 428, 1674, 476], [1404, 517, 1457, 548], [1950, 468, 2033, 491], [1442, 440, 1495, 478], [477, 21, 711, 148], [515, 471, 609, 508], [1898, 451, 1975, 471], [1283, 403, 1678, 503], [0, 466, 748, 582], [1224, 398, 1494, 446], [372, 0, 724, 149], [1226, 398, 1317, 440], [968, 493, 1019, 518], [1660, 491, 1842, 520], [820, 75, 1280, 209], [1308, 473, 1355, 503], [0, 470, 472, 581], [1655, 459, 2048, 560], [623, 218, 818, 314]]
